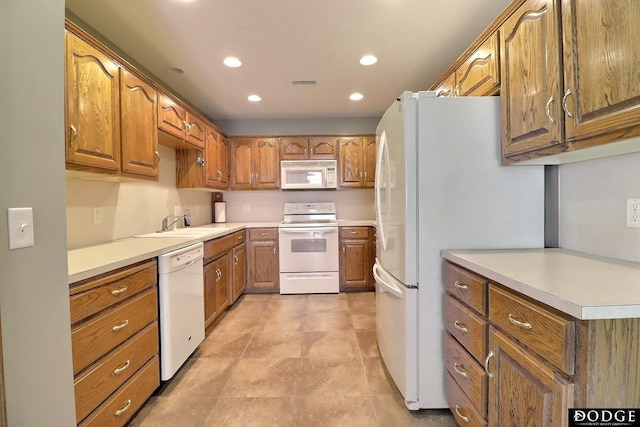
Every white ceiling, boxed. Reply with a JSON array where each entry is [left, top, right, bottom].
[[65, 0, 511, 121]]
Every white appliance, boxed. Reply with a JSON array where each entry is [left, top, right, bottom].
[[280, 160, 338, 190], [374, 92, 544, 409], [279, 202, 340, 294], [158, 242, 205, 380]]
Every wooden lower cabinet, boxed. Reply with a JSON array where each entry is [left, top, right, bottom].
[[445, 260, 640, 426], [69, 260, 159, 427], [232, 241, 247, 303], [247, 228, 279, 292], [339, 226, 375, 291]]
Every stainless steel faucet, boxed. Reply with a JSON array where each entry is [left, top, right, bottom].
[[161, 215, 182, 232]]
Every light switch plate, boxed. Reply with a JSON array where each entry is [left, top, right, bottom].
[[7, 207, 35, 249]]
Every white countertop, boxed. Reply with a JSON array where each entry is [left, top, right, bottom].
[[442, 248, 640, 320], [68, 220, 375, 284]]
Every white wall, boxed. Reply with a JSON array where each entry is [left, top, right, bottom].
[[214, 117, 379, 136], [66, 145, 213, 249], [222, 189, 374, 222], [558, 150, 640, 262], [0, 1, 77, 425]]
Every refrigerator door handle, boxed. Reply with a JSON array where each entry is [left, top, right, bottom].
[[375, 130, 388, 251], [373, 263, 403, 299]]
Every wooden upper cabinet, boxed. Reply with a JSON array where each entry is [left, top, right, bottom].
[[229, 139, 254, 189], [254, 138, 279, 189], [185, 112, 205, 149], [337, 136, 376, 188], [435, 73, 457, 97], [456, 32, 500, 97], [65, 31, 121, 171], [157, 94, 186, 141], [280, 137, 337, 160], [500, 0, 564, 158], [217, 135, 229, 188], [561, 0, 640, 147], [120, 69, 159, 178]]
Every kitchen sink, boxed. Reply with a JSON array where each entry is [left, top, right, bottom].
[[135, 227, 229, 238]]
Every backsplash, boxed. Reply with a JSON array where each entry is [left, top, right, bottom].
[[558, 149, 640, 263], [66, 145, 212, 249], [66, 145, 375, 249]]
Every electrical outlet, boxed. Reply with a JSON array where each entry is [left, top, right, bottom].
[[626, 198, 640, 228], [243, 204, 250, 212], [92, 207, 102, 225]]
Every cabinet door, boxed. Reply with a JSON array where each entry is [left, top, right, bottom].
[[217, 135, 229, 188], [363, 136, 376, 188], [309, 137, 337, 159], [232, 243, 246, 303], [435, 73, 457, 97], [120, 69, 158, 177], [340, 239, 371, 290], [487, 328, 573, 427], [185, 112, 205, 149], [500, 0, 563, 158], [338, 137, 363, 187], [248, 241, 279, 291], [254, 138, 280, 189], [203, 261, 219, 327], [157, 94, 186, 140], [65, 32, 121, 171], [229, 139, 254, 189], [215, 254, 231, 315], [205, 127, 220, 188], [456, 32, 500, 97], [280, 138, 309, 160], [561, 0, 640, 146]]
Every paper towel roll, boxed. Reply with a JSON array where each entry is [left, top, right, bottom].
[[214, 202, 226, 223]]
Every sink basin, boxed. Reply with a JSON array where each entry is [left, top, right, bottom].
[[135, 227, 229, 238]]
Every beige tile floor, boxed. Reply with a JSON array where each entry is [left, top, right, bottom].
[[128, 292, 456, 427]]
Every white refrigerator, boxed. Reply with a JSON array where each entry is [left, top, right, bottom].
[[373, 91, 544, 410]]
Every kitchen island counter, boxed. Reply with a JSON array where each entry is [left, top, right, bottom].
[[442, 248, 640, 320]]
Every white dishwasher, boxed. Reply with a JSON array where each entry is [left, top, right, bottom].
[[158, 242, 205, 381]]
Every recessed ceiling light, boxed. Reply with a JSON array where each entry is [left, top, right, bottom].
[[248, 94, 262, 102], [224, 57, 242, 68], [166, 67, 184, 75], [350, 93, 364, 101], [359, 55, 378, 66]]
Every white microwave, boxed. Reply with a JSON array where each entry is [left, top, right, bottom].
[[280, 160, 338, 190]]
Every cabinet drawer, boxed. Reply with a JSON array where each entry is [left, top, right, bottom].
[[204, 234, 235, 262], [233, 230, 246, 245], [446, 296, 487, 362], [340, 226, 369, 239], [72, 288, 157, 375], [489, 284, 575, 375], [79, 356, 160, 427], [249, 228, 277, 240], [70, 260, 157, 324], [444, 263, 487, 316], [447, 373, 487, 427], [74, 323, 158, 423], [445, 334, 487, 416]]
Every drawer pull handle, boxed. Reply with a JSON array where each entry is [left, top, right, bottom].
[[112, 319, 129, 331], [453, 281, 468, 290], [349, 231, 358, 235], [111, 286, 128, 296], [259, 232, 267, 236], [113, 360, 130, 375], [115, 399, 131, 417], [453, 363, 468, 378], [508, 313, 532, 330], [454, 321, 468, 333], [484, 350, 495, 378], [455, 405, 470, 423]]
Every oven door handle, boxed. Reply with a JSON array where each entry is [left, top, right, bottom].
[[279, 228, 338, 234]]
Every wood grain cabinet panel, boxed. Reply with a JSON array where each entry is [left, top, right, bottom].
[[185, 112, 205, 149], [232, 242, 247, 303], [337, 136, 376, 188], [487, 327, 573, 427], [446, 296, 487, 363], [280, 138, 309, 160], [445, 334, 487, 415], [247, 228, 279, 292], [157, 94, 187, 142], [456, 32, 500, 97], [65, 31, 121, 172], [120, 69, 159, 178], [339, 226, 374, 291], [444, 263, 487, 316], [280, 137, 337, 160], [229, 138, 279, 190], [561, 0, 640, 147], [446, 373, 487, 427], [435, 72, 457, 97], [500, 0, 564, 159]]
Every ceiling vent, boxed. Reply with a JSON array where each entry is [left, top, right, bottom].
[[292, 80, 317, 85]]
